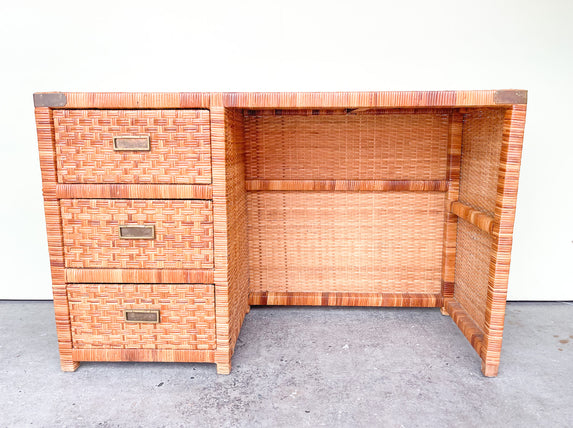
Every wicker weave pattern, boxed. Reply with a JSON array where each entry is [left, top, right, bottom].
[[60, 199, 213, 269], [244, 111, 450, 180], [454, 219, 492, 330], [54, 109, 211, 184], [459, 109, 505, 215], [247, 191, 445, 294], [67, 284, 215, 349]]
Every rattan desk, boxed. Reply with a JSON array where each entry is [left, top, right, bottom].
[[34, 90, 527, 376]]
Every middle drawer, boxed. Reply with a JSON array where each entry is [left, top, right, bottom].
[[61, 199, 213, 269]]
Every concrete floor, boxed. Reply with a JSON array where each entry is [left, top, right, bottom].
[[0, 301, 572, 427]]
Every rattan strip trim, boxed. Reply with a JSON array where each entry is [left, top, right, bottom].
[[249, 292, 442, 307], [243, 108, 457, 116], [62, 92, 210, 108], [54, 109, 211, 185], [56, 184, 212, 200], [66, 269, 214, 284], [210, 106, 230, 372], [444, 298, 485, 359], [221, 91, 525, 108], [246, 180, 448, 192], [72, 349, 215, 363], [448, 200, 495, 235], [441, 112, 463, 297]]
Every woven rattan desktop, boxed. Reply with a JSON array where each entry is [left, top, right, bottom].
[[34, 91, 527, 376]]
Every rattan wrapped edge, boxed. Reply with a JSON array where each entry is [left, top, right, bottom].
[[34, 90, 527, 109]]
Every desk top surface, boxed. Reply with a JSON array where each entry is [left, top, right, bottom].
[[33, 90, 527, 109]]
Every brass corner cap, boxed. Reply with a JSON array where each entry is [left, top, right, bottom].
[[33, 92, 67, 107], [494, 90, 527, 105]]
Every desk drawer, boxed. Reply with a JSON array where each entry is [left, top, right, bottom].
[[67, 283, 216, 350], [61, 199, 213, 269], [54, 109, 211, 184]]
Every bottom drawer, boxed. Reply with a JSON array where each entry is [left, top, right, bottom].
[[67, 283, 216, 350]]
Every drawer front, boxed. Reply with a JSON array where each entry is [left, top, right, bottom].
[[54, 109, 211, 184], [61, 199, 213, 269], [67, 283, 216, 350]]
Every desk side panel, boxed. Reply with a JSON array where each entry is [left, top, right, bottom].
[[211, 107, 250, 374], [36, 107, 79, 371]]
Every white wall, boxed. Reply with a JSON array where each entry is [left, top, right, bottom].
[[0, 0, 571, 300]]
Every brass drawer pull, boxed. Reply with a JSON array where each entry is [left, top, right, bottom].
[[119, 225, 155, 239], [113, 136, 150, 151], [124, 309, 160, 324]]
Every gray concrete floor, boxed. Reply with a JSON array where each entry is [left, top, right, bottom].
[[0, 301, 572, 427]]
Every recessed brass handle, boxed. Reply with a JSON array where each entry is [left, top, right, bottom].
[[119, 225, 155, 239], [124, 309, 160, 324], [113, 136, 150, 151]]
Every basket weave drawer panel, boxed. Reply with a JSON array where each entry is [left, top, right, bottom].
[[244, 110, 450, 180], [67, 283, 216, 349], [247, 191, 445, 294], [54, 109, 211, 184], [61, 199, 213, 269]]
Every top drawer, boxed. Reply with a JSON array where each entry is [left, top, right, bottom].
[[53, 110, 211, 184]]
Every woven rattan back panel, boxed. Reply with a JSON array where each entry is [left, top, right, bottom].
[[247, 191, 445, 294], [67, 284, 216, 349], [61, 199, 213, 269], [458, 109, 505, 215], [54, 109, 211, 184], [454, 219, 493, 330], [244, 110, 450, 180]]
